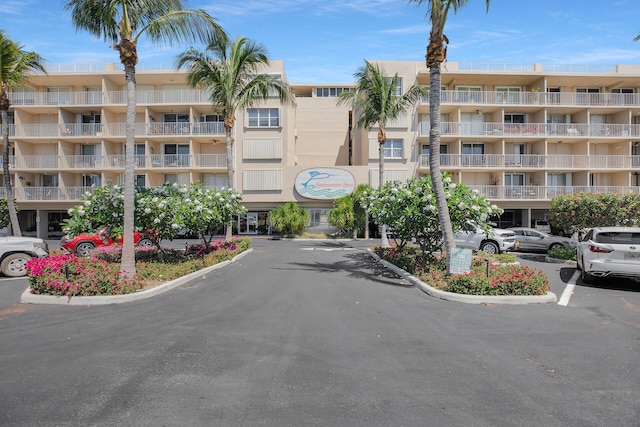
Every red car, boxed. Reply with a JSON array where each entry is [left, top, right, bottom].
[[61, 227, 154, 257]]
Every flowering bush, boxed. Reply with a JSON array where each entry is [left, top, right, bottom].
[[374, 245, 549, 296], [26, 255, 142, 297], [26, 237, 252, 298], [362, 175, 503, 257]]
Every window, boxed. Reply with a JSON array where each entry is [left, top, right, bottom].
[[164, 173, 189, 185], [248, 108, 279, 127], [307, 209, 331, 229], [385, 77, 403, 96], [135, 175, 146, 188], [497, 87, 521, 103], [383, 139, 403, 158], [462, 143, 484, 166], [421, 144, 449, 165], [456, 86, 482, 103], [505, 174, 524, 186], [164, 143, 189, 166], [202, 173, 228, 189], [316, 87, 354, 97]]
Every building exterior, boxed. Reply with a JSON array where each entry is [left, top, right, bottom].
[[5, 60, 640, 238]]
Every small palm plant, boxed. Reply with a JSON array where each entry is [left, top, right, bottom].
[[268, 202, 309, 237]]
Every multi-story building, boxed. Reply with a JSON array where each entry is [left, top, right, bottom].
[[5, 60, 640, 238]]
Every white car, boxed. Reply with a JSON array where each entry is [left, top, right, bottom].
[[576, 227, 640, 284], [0, 236, 49, 277], [454, 223, 519, 255]]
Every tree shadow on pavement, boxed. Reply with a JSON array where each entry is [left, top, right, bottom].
[[273, 250, 413, 288]]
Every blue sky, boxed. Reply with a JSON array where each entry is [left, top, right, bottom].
[[2, 0, 640, 84]]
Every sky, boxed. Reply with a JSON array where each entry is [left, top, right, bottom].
[[2, 0, 640, 84]]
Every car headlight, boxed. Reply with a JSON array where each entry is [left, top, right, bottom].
[[34, 242, 48, 250]]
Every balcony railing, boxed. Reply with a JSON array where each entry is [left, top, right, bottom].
[[420, 90, 640, 107], [469, 185, 640, 201], [9, 184, 639, 201], [419, 122, 640, 138], [9, 154, 226, 170], [418, 154, 640, 169], [9, 89, 210, 106], [10, 121, 225, 138]]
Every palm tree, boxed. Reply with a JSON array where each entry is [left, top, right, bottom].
[[176, 34, 295, 242], [63, 0, 225, 276], [337, 61, 427, 247], [0, 31, 46, 236], [409, 0, 490, 273]]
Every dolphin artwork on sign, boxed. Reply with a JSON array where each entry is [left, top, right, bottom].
[[294, 168, 356, 200]]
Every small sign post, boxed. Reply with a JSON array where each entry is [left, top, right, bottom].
[[450, 248, 473, 275]]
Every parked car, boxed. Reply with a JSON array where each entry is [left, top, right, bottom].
[[532, 220, 551, 233], [576, 227, 640, 284], [508, 227, 576, 252], [61, 227, 154, 257], [454, 222, 519, 255], [0, 236, 49, 277]]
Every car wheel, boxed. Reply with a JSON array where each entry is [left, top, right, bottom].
[[1, 253, 32, 277], [75, 242, 95, 257], [137, 238, 153, 248], [580, 258, 595, 284], [480, 241, 499, 255], [549, 243, 563, 251]]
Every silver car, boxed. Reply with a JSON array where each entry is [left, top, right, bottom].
[[576, 227, 640, 284], [508, 227, 575, 252]]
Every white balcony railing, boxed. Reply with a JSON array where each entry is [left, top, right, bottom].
[[468, 186, 640, 201], [10, 122, 226, 138], [418, 154, 640, 169], [418, 122, 640, 138], [420, 89, 640, 107]]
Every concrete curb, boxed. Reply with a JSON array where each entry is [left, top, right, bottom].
[[544, 255, 577, 266], [19, 249, 253, 306], [368, 249, 557, 305]]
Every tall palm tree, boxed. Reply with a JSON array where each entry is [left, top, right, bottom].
[[63, 0, 225, 276], [337, 61, 427, 247], [409, 0, 490, 273], [176, 33, 295, 242], [0, 31, 46, 236]]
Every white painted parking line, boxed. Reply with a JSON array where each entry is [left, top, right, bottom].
[[558, 271, 580, 306], [300, 247, 356, 252]]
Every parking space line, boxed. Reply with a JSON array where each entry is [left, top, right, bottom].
[[558, 271, 580, 306]]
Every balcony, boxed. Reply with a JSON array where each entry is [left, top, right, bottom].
[[418, 122, 639, 138], [418, 154, 640, 169], [420, 90, 640, 107], [9, 89, 210, 106], [10, 121, 225, 138], [469, 185, 640, 201]]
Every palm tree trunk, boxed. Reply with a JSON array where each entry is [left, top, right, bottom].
[[429, 62, 455, 273], [120, 63, 137, 277], [378, 127, 389, 247], [225, 125, 234, 242], [1, 107, 21, 236]]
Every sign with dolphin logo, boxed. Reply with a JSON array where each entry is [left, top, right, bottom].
[[294, 168, 356, 200]]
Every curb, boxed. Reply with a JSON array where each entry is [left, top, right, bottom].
[[368, 249, 557, 305], [19, 249, 253, 306], [544, 255, 577, 266]]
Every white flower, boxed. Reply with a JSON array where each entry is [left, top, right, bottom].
[[171, 223, 180, 229], [84, 201, 91, 206], [144, 208, 151, 214], [154, 218, 161, 224]]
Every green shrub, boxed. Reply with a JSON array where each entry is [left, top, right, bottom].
[[374, 244, 550, 296], [547, 246, 577, 261], [268, 202, 309, 236]]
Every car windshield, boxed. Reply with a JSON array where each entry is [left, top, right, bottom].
[[595, 232, 640, 244]]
